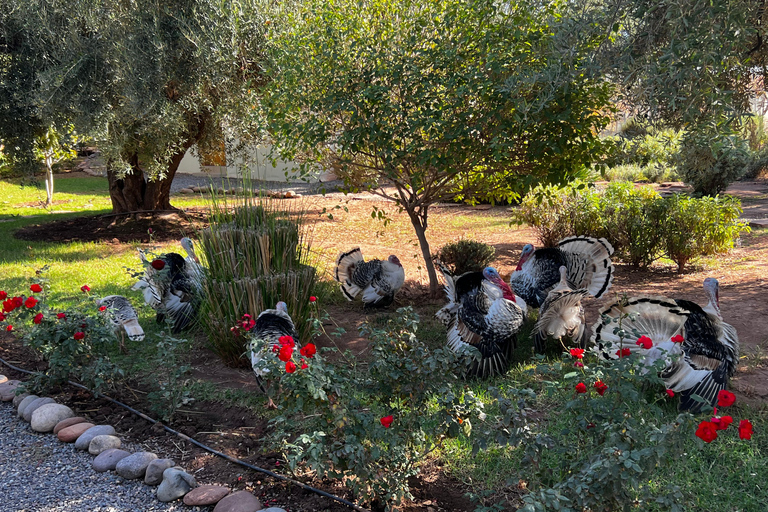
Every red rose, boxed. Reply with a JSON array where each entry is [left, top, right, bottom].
[[0, 291, 6, 300], [24, 297, 38, 308], [636, 336, 653, 349], [739, 419, 753, 440], [309, 296, 317, 303], [380, 415, 394, 428], [272, 344, 279, 353], [0, 312, 4, 321], [285, 361, 297, 373], [30, 284, 43, 293], [33, 313, 44, 324], [73, 331, 85, 340], [671, 334, 684, 343], [99, 306, 107, 312], [695, 420, 718, 443], [575, 382, 587, 394], [301, 360, 308, 370], [279, 335, 295, 348], [241, 319, 255, 331], [13, 297, 22, 307], [80, 285, 90, 293], [665, 389, 675, 398], [230, 327, 239, 336], [2, 299, 14, 313], [615, 348, 632, 358], [717, 390, 736, 407], [278, 345, 293, 362], [574, 361, 584, 368], [5, 325, 12, 332], [151, 259, 165, 270], [299, 343, 317, 358], [711, 415, 733, 431], [569, 348, 585, 359], [594, 380, 608, 396], [57, 312, 66, 319]]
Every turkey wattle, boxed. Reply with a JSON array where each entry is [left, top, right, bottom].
[[533, 266, 589, 354], [509, 236, 614, 308], [334, 248, 405, 308], [591, 278, 739, 412], [437, 264, 525, 379], [97, 295, 144, 352]]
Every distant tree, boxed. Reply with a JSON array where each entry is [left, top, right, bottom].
[[33, 125, 78, 206], [0, 0, 266, 213], [265, 0, 613, 294]]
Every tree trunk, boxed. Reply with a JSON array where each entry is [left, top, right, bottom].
[[44, 154, 54, 206], [405, 206, 440, 296]]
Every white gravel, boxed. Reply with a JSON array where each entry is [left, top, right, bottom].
[[0, 401, 202, 512]]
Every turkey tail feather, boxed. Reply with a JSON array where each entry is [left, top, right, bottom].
[[123, 319, 145, 342], [558, 236, 615, 298], [335, 248, 364, 300]]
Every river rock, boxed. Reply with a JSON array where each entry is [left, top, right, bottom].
[[12, 393, 30, 407], [93, 448, 131, 472], [58, 422, 95, 442], [0, 379, 21, 401], [22, 397, 56, 422], [157, 467, 196, 502], [144, 458, 175, 485], [74, 425, 116, 450], [183, 485, 231, 506], [89, 435, 122, 455], [31, 403, 75, 432], [0, 375, 6, 384], [213, 491, 262, 512], [262, 508, 288, 512], [179, 188, 194, 194], [53, 416, 89, 435], [115, 451, 158, 479], [16, 394, 38, 415]]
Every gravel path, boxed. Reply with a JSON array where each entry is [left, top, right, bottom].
[[0, 401, 193, 512]]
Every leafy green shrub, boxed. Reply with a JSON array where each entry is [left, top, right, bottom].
[[0, 271, 124, 394], [435, 238, 496, 275], [145, 331, 194, 422], [677, 133, 749, 196], [662, 194, 749, 272], [744, 145, 768, 179]]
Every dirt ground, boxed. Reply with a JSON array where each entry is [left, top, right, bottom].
[[5, 178, 768, 511]]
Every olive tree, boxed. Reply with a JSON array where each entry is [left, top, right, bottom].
[[265, 0, 613, 294]]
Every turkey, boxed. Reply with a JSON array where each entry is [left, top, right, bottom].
[[97, 295, 145, 352], [591, 278, 739, 412], [180, 237, 205, 294], [248, 301, 298, 409], [334, 248, 405, 308], [509, 236, 614, 308], [533, 266, 589, 354], [436, 264, 525, 379], [131, 246, 198, 334]]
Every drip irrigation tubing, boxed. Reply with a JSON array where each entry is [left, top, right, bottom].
[[0, 356, 370, 512]]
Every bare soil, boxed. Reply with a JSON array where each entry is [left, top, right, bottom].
[[3, 178, 768, 511]]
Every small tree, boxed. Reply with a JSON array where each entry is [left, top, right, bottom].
[[266, 0, 613, 294], [33, 124, 77, 206]]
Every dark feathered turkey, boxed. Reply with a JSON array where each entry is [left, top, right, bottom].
[[509, 236, 614, 308], [533, 266, 589, 353], [335, 248, 405, 307], [437, 264, 524, 379], [591, 278, 739, 412], [248, 301, 298, 409], [98, 295, 144, 352]]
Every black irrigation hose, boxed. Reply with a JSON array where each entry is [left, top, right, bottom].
[[0, 356, 370, 512]]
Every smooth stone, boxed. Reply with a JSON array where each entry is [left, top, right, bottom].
[[89, 435, 122, 455], [157, 467, 196, 502], [22, 397, 56, 422], [213, 491, 262, 512], [12, 392, 30, 407], [0, 375, 6, 384], [31, 403, 75, 432], [179, 188, 194, 194], [74, 425, 117, 450], [115, 451, 158, 479], [92, 448, 131, 472], [16, 394, 37, 414], [53, 416, 89, 435], [144, 458, 175, 486], [183, 485, 231, 506], [58, 422, 95, 442], [0, 380, 21, 401], [262, 509, 287, 512]]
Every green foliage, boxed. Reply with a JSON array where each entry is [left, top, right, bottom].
[[604, 121, 683, 183], [677, 133, 750, 196], [435, 239, 496, 276], [198, 192, 317, 365], [745, 145, 768, 179], [145, 330, 194, 422], [0, 268, 124, 394]]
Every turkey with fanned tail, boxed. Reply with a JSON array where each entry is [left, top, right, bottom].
[[533, 266, 589, 354], [97, 295, 144, 353], [436, 264, 525, 379], [591, 278, 739, 413], [509, 236, 614, 308], [334, 248, 405, 308]]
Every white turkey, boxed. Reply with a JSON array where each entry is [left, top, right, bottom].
[[334, 248, 405, 308], [436, 264, 525, 379], [591, 278, 739, 413], [533, 266, 589, 354], [97, 295, 145, 352], [248, 301, 298, 409], [509, 236, 614, 309]]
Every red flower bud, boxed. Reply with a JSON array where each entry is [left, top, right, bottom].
[[30, 284, 43, 293], [569, 348, 585, 359], [33, 313, 44, 324], [299, 343, 317, 358], [665, 389, 675, 398], [574, 361, 584, 368], [593, 380, 608, 396], [151, 259, 165, 270], [309, 296, 317, 303], [380, 415, 394, 428], [24, 297, 38, 308], [57, 312, 66, 319], [99, 306, 107, 312], [636, 335, 653, 349], [80, 285, 90, 293], [575, 382, 587, 394], [74, 331, 85, 340], [272, 344, 279, 353], [615, 348, 632, 358], [0, 291, 6, 300], [5, 325, 13, 332], [739, 419, 753, 440], [285, 361, 297, 373], [671, 334, 684, 343]]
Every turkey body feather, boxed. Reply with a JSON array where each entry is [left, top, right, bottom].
[[335, 248, 405, 308]]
